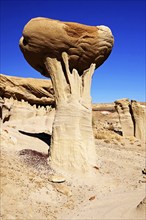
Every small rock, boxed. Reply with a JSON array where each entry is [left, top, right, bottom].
[[137, 197, 146, 209], [54, 183, 72, 196], [48, 175, 66, 183], [139, 179, 146, 183], [3, 129, 8, 133], [93, 166, 99, 170], [89, 195, 96, 201], [142, 168, 146, 175], [9, 136, 17, 145]]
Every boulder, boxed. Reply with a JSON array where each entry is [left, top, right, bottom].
[[19, 17, 114, 76]]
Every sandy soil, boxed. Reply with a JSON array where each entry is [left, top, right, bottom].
[[1, 121, 146, 220]]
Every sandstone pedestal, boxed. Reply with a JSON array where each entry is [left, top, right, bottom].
[[45, 53, 96, 172], [19, 17, 114, 174]]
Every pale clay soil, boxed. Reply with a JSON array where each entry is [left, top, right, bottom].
[[0, 121, 146, 220]]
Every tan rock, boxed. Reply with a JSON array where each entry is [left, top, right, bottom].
[[46, 56, 97, 173], [131, 100, 146, 142], [54, 183, 72, 196], [1, 104, 11, 123], [92, 103, 121, 134], [114, 98, 134, 137], [115, 99, 146, 142], [142, 168, 146, 175], [19, 17, 114, 76], [0, 98, 4, 120], [0, 74, 55, 130], [136, 197, 146, 213], [48, 175, 66, 183], [0, 74, 54, 106]]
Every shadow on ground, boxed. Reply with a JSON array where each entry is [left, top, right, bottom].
[[18, 130, 52, 172], [19, 149, 51, 172]]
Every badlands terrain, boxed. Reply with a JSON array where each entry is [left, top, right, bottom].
[[0, 74, 146, 219]]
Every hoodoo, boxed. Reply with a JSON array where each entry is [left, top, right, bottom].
[[19, 17, 114, 173]]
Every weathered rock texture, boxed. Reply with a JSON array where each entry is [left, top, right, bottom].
[[131, 100, 146, 142], [115, 98, 146, 142], [115, 98, 134, 137], [92, 103, 121, 134], [19, 17, 114, 76], [45, 54, 97, 173], [0, 74, 55, 133], [1, 74, 145, 144], [0, 97, 55, 134], [19, 17, 114, 173], [0, 74, 54, 106]]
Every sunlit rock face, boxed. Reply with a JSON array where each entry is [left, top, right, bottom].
[[19, 17, 114, 76], [0, 74, 55, 133], [0, 74, 54, 106], [115, 98, 146, 143], [131, 100, 146, 142], [115, 98, 134, 137]]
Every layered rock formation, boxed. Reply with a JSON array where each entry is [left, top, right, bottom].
[[92, 103, 121, 134], [1, 74, 117, 126], [115, 98, 146, 142], [0, 74, 55, 133], [114, 98, 134, 137], [131, 100, 146, 142], [0, 74, 54, 106], [1, 74, 145, 144]]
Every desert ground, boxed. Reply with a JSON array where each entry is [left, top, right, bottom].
[[1, 117, 145, 220]]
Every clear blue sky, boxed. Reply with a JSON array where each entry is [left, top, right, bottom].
[[0, 0, 145, 103]]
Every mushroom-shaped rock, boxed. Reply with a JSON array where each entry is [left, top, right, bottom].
[[19, 17, 114, 76], [19, 17, 114, 174]]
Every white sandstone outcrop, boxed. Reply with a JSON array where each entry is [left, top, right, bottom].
[[1, 74, 145, 144], [115, 98, 146, 142], [115, 98, 134, 137], [131, 100, 146, 143], [0, 74, 54, 106]]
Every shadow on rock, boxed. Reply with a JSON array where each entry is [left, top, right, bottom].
[[19, 130, 51, 146]]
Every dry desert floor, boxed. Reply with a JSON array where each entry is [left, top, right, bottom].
[[1, 122, 146, 220]]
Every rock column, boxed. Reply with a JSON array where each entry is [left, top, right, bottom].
[[114, 98, 134, 137], [131, 100, 146, 143], [45, 52, 96, 173]]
